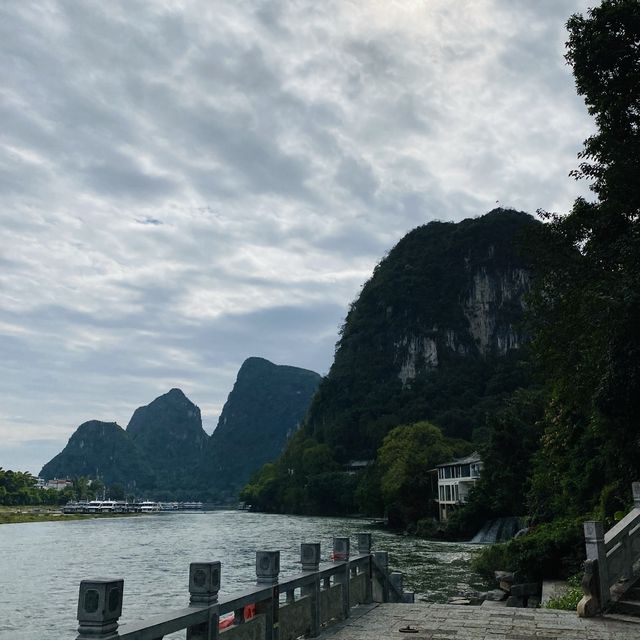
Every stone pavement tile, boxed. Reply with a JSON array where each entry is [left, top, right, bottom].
[[322, 603, 640, 640]]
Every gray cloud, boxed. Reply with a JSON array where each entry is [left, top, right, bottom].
[[0, 0, 596, 473]]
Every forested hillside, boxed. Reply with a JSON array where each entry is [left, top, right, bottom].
[[242, 210, 540, 521]]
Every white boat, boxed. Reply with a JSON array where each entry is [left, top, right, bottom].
[[138, 501, 160, 512], [159, 502, 179, 511]]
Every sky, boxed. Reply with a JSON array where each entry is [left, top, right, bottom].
[[1, 0, 596, 475]]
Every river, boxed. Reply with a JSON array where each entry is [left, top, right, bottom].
[[0, 511, 484, 639]]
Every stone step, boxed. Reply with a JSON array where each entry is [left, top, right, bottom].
[[624, 587, 640, 601], [612, 599, 640, 617]]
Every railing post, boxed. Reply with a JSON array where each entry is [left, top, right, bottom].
[[632, 482, 640, 510], [333, 537, 350, 618], [357, 533, 373, 604], [187, 562, 220, 640], [578, 558, 601, 617], [256, 550, 280, 640], [373, 551, 389, 603], [389, 572, 403, 603], [300, 543, 321, 637], [76, 578, 124, 640], [584, 521, 610, 611]]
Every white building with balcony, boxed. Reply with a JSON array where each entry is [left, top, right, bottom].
[[435, 452, 482, 521]]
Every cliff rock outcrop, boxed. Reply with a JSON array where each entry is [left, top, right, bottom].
[[301, 209, 538, 459]]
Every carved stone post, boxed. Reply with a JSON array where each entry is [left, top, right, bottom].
[[577, 558, 601, 618], [584, 521, 609, 611], [301, 543, 321, 637], [333, 537, 350, 618], [76, 578, 124, 640], [187, 562, 220, 640], [373, 551, 389, 603], [189, 562, 221, 605], [256, 551, 280, 640], [357, 533, 373, 604], [357, 533, 372, 555], [633, 482, 640, 510]]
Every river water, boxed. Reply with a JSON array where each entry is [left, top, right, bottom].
[[0, 511, 484, 639]]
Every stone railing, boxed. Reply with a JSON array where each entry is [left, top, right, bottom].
[[75, 533, 414, 639], [579, 481, 640, 616]]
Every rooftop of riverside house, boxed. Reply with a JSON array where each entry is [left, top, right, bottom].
[[435, 451, 482, 468]]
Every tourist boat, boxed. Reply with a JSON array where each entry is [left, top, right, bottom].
[[159, 502, 180, 511], [138, 501, 160, 512], [182, 501, 203, 510]]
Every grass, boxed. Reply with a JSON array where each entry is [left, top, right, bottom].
[[545, 575, 583, 611]]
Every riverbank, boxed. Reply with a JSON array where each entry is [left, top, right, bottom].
[[0, 505, 141, 525]]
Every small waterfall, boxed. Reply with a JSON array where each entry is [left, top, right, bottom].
[[470, 517, 522, 544]]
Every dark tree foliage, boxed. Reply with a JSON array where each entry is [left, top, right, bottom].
[[447, 389, 546, 538], [528, 0, 640, 520], [377, 421, 471, 529]]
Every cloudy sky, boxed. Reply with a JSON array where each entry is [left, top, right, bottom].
[[1, 0, 595, 475]]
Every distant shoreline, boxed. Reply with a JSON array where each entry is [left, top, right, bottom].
[[0, 507, 141, 525]]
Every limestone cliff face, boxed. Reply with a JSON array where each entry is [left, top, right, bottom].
[[301, 209, 539, 458], [462, 266, 530, 356], [394, 263, 532, 387]]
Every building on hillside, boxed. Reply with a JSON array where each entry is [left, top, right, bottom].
[[35, 477, 47, 489], [46, 478, 73, 491], [434, 452, 482, 521]]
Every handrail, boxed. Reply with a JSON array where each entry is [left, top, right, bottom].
[[579, 481, 640, 617], [74, 533, 414, 639]]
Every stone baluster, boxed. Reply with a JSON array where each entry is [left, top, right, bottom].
[[256, 551, 280, 640], [187, 562, 220, 640], [584, 521, 610, 611], [389, 572, 404, 603], [578, 558, 601, 617], [300, 543, 321, 637], [633, 482, 640, 510], [76, 578, 124, 640], [357, 533, 373, 604], [373, 551, 390, 603], [332, 537, 350, 618]]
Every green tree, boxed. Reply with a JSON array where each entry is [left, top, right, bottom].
[[530, 0, 640, 519], [378, 421, 470, 528]]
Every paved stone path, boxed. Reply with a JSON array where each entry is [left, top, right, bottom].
[[322, 603, 640, 639]]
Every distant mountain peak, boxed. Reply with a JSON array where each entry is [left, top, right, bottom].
[[199, 359, 321, 498]]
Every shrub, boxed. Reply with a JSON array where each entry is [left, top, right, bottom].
[[472, 516, 585, 581]]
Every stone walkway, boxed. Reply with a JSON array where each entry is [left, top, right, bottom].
[[322, 603, 640, 640]]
